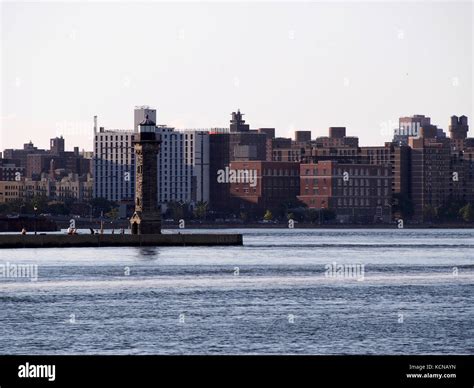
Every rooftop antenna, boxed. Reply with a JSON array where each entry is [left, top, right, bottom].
[[93, 115, 98, 135]]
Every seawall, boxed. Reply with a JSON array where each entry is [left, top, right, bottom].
[[0, 234, 243, 249]]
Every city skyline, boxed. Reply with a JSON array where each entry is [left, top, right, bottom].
[[0, 106, 470, 154], [0, 108, 469, 153], [2, 104, 472, 225], [1, 1, 472, 151]]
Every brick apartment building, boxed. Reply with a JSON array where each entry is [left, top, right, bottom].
[[0, 160, 25, 181], [271, 135, 313, 162], [3, 137, 91, 180], [298, 160, 392, 223], [360, 143, 411, 198], [209, 111, 270, 212], [227, 161, 300, 216]]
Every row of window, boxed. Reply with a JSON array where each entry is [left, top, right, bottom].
[[336, 198, 390, 207], [262, 169, 298, 176], [303, 188, 390, 196], [233, 188, 257, 194], [160, 196, 189, 202], [96, 135, 135, 141], [161, 189, 190, 194], [97, 143, 133, 148], [1, 186, 66, 191], [95, 149, 133, 156], [302, 178, 390, 187], [303, 168, 389, 176]]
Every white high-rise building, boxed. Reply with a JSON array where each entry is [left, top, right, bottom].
[[156, 126, 210, 209], [93, 123, 135, 202], [188, 131, 210, 204], [134, 106, 157, 132]]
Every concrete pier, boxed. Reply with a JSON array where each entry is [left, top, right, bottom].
[[0, 234, 243, 249]]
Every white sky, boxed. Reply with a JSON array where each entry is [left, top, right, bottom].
[[1, 1, 472, 151]]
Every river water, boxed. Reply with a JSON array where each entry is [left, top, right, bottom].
[[0, 228, 472, 354]]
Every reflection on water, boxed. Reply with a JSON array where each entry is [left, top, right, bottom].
[[135, 247, 160, 260]]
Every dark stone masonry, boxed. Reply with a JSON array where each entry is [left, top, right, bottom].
[[129, 115, 162, 235]]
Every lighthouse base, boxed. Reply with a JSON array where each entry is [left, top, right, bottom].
[[130, 211, 161, 235]]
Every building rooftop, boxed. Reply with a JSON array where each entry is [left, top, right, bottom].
[[139, 115, 156, 126]]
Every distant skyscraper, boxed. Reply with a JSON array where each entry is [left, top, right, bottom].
[[93, 123, 135, 202], [134, 106, 157, 133], [409, 133, 451, 221], [394, 115, 431, 144], [190, 131, 210, 204], [209, 110, 268, 211], [157, 127, 210, 208]]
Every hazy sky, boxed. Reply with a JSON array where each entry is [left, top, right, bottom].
[[1, 1, 472, 151]]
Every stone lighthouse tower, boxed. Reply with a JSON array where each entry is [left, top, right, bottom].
[[130, 115, 161, 234]]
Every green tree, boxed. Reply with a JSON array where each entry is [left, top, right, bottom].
[[89, 197, 115, 217], [47, 201, 69, 216], [0, 203, 9, 215], [278, 198, 307, 219], [423, 205, 437, 222], [289, 207, 307, 222], [304, 208, 319, 223], [392, 193, 414, 219], [7, 198, 25, 214], [321, 208, 336, 221], [21, 194, 48, 214], [167, 201, 185, 221], [263, 210, 273, 221], [434, 199, 464, 222], [106, 207, 119, 220], [193, 201, 208, 220], [459, 203, 474, 222]]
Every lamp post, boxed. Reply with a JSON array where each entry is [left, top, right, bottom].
[[19, 204, 26, 233], [319, 200, 326, 226], [34, 205, 38, 235], [88, 203, 93, 223]]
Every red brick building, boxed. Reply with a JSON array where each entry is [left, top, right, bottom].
[[227, 161, 300, 216], [409, 136, 452, 221], [298, 160, 392, 223]]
